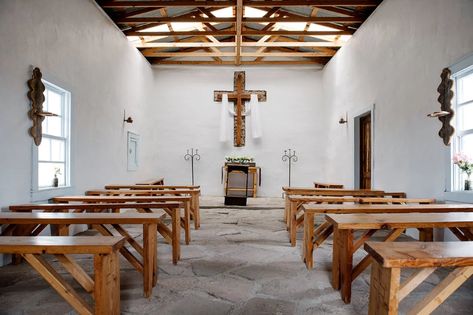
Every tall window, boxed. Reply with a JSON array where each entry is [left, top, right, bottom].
[[35, 81, 71, 190], [452, 66, 473, 190]]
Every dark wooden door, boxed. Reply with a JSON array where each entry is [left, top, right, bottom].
[[359, 114, 372, 189]]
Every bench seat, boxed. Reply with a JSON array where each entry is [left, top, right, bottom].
[[365, 241, 473, 315], [0, 236, 125, 315]]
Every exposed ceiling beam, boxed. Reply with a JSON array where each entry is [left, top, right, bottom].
[[141, 51, 334, 57], [116, 16, 363, 24], [235, 0, 243, 65], [125, 30, 353, 36], [136, 41, 343, 48], [150, 60, 327, 65], [102, 1, 380, 8]]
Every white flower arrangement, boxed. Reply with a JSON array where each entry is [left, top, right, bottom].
[[225, 156, 255, 164]]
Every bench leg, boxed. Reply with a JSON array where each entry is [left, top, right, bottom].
[[338, 229, 354, 303], [94, 251, 121, 315], [184, 202, 191, 244], [192, 193, 201, 229], [290, 201, 298, 246], [368, 262, 400, 315], [172, 208, 181, 264], [303, 212, 315, 269], [143, 223, 158, 297]]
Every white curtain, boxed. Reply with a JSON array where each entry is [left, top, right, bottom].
[[249, 94, 262, 139], [219, 94, 230, 142]]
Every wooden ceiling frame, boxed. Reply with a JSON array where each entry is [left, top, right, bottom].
[[97, 0, 381, 66]]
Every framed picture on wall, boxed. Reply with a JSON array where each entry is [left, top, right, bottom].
[[127, 132, 140, 171]]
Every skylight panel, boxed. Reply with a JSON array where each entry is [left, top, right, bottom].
[[212, 7, 233, 17]]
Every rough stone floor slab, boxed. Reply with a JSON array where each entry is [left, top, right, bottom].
[[0, 206, 472, 314]]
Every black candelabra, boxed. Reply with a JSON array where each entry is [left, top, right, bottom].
[[184, 148, 200, 185], [282, 149, 298, 187]]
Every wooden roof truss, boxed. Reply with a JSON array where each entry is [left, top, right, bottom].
[[97, 0, 382, 66]]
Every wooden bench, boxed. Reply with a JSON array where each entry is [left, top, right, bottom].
[[0, 212, 161, 298], [313, 182, 344, 189], [104, 185, 201, 229], [282, 187, 392, 227], [53, 195, 192, 245], [365, 241, 473, 315], [87, 188, 201, 230], [9, 202, 182, 265], [286, 193, 408, 246], [136, 177, 165, 185], [0, 236, 124, 315], [326, 211, 473, 303]]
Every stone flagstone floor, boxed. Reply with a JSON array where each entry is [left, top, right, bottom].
[[0, 200, 472, 314]]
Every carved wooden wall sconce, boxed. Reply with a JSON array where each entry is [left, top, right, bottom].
[[27, 67, 57, 146], [428, 68, 455, 146]]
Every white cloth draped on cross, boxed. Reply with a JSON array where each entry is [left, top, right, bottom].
[[219, 93, 262, 142]]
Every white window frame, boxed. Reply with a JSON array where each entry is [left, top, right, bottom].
[[31, 80, 73, 201], [444, 53, 473, 203]]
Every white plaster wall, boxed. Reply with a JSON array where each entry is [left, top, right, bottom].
[[0, 0, 160, 263], [150, 66, 326, 196], [322, 0, 473, 198]]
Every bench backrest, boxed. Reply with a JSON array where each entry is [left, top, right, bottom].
[[365, 241, 473, 268], [0, 236, 125, 254]]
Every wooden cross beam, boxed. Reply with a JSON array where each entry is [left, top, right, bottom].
[[214, 71, 267, 147]]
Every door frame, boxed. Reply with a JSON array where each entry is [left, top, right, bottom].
[[353, 104, 375, 189]]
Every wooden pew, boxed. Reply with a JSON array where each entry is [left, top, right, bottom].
[[136, 177, 165, 185], [326, 211, 473, 303], [87, 188, 201, 230], [314, 182, 344, 189], [9, 202, 182, 265], [365, 241, 473, 315], [53, 195, 192, 245], [0, 236, 124, 315], [104, 185, 201, 229], [285, 192, 407, 246], [282, 187, 391, 227], [288, 197, 434, 247], [0, 212, 161, 298]]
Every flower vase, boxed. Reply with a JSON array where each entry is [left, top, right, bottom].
[[465, 178, 472, 191], [53, 175, 59, 188]]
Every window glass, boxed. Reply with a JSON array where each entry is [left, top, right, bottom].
[[34, 80, 70, 191], [458, 103, 473, 131], [457, 73, 473, 104]]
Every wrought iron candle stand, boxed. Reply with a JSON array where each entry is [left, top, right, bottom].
[[184, 148, 201, 185], [282, 149, 298, 187]]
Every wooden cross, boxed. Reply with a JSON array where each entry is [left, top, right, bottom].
[[214, 71, 267, 147]]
